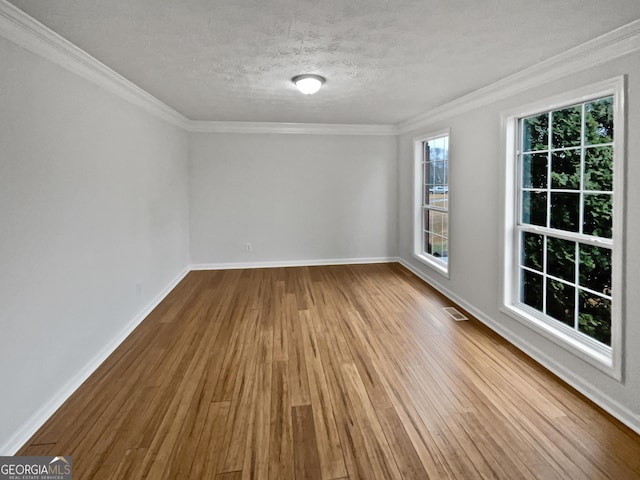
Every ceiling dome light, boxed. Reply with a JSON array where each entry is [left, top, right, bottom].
[[292, 74, 325, 95]]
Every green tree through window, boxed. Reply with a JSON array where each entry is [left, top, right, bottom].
[[519, 96, 613, 345]]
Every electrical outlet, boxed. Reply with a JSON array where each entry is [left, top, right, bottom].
[[245, 243, 252, 252], [136, 281, 142, 296]]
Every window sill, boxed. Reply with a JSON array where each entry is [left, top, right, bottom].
[[500, 303, 620, 381], [412, 253, 450, 279]]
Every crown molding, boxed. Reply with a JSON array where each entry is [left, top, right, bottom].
[[188, 120, 398, 135], [2, 0, 638, 137], [0, 0, 190, 129], [397, 18, 640, 134], [0, 1, 395, 136]]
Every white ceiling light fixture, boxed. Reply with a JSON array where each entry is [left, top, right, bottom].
[[292, 74, 325, 95]]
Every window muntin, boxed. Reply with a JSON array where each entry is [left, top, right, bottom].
[[517, 96, 614, 347], [414, 132, 449, 274]]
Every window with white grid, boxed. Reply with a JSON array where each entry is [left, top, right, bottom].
[[502, 78, 625, 378], [413, 130, 449, 276]]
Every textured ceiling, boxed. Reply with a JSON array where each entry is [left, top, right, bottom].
[[8, 0, 640, 124]]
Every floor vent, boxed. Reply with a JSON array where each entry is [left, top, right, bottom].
[[443, 306, 468, 321]]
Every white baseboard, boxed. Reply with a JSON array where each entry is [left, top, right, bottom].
[[397, 257, 640, 436], [0, 267, 190, 456], [190, 256, 397, 271]]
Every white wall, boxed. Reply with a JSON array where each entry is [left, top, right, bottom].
[[0, 37, 190, 452], [189, 133, 397, 266], [397, 52, 640, 431]]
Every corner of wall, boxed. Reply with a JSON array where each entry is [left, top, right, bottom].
[[0, 268, 189, 455]]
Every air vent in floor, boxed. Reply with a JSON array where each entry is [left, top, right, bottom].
[[442, 306, 468, 321]]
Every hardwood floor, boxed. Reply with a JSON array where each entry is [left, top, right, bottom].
[[18, 264, 640, 479]]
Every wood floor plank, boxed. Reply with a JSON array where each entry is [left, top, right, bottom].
[[242, 357, 272, 480], [18, 443, 57, 456], [212, 301, 258, 402], [16, 265, 640, 480], [220, 309, 261, 473], [373, 360, 461, 479], [341, 362, 403, 480], [338, 309, 393, 410], [292, 405, 322, 480], [138, 296, 227, 480], [375, 407, 429, 480], [285, 293, 311, 406], [299, 310, 348, 480], [189, 402, 231, 479], [104, 448, 148, 480], [216, 472, 243, 480], [273, 281, 289, 362], [269, 361, 294, 480], [313, 329, 372, 480]]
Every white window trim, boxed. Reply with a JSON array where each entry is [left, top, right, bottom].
[[413, 128, 451, 278], [500, 76, 626, 380]]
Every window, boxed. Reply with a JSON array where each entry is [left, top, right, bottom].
[[502, 77, 625, 378], [414, 130, 450, 276]]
